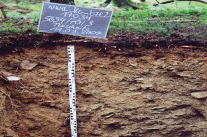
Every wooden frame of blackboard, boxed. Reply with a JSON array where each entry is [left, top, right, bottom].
[[37, 2, 113, 39]]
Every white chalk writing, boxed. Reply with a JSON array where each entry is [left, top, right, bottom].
[[48, 5, 68, 11], [40, 3, 112, 38]]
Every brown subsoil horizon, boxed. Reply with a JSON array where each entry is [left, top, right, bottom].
[[1, 33, 207, 137]]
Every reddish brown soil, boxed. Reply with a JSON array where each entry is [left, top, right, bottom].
[[1, 37, 207, 137]]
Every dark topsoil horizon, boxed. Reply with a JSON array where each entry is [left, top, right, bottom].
[[0, 32, 207, 55]]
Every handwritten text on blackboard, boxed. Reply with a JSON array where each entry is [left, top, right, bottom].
[[38, 2, 113, 38]]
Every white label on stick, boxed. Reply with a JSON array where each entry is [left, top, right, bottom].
[[67, 45, 77, 137]]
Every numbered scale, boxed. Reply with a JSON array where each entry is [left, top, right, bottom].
[[67, 45, 77, 137]]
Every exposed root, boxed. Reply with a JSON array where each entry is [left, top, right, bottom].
[[0, 89, 17, 113]]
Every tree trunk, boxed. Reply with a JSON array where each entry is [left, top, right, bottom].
[[50, 0, 75, 5], [104, 0, 141, 9]]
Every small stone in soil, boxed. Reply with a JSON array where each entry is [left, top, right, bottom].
[[20, 60, 37, 70], [191, 91, 207, 99]]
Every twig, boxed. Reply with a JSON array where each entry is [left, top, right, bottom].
[[22, 17, 34, 24], [0, 75, 7, 81], [177, 32, 184, 39], [133, 19, 198, 23], [18, 81, 25, 87], [162, 19, 198, 23], [0, 89, 17, 113], [171, 5, 177, 11], [0, 4, 7, 19], [189, 0, 192, 5], [181, 45, 204, 49], [153, 0, 207, 5], [155, 0, 160, 4], [153, 0, 174, 5], [63, 114, 70, 125]]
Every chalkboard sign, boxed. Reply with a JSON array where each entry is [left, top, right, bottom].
[[37, 2, 113, 38]]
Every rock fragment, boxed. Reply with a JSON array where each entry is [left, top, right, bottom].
[[141, 84, 153, 89], [191, 91, 207, 99], [0, 71, 20, 81], [20, 60, 37, 70], [129, 58, 137, 67]]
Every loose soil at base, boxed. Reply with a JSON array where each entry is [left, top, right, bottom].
[[1, 33, 207, 137]]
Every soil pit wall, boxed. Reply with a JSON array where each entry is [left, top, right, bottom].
[[1, 45, 207, 137]]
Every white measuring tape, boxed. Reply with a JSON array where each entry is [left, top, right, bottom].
[[67, 45, 77, 137]]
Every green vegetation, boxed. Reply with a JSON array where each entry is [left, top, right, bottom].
[[0, 0, 206, 39], [110, 5, 207, 38]]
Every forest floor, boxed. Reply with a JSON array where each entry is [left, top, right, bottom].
[[0, 33, 207, 137]]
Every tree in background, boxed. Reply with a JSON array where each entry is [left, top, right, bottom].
[[50, 0, 75, 5], [104, 0, 144, 9], [49, 0, 146, 9]]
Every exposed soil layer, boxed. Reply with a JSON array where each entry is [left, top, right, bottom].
[[0, 33, 207, 54], [1, 33, 207, 137]]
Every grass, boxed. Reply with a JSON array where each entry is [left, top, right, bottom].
[[0, 0, 206, 39], [0, 0, 42, 34], [108, 1, 207, 37]]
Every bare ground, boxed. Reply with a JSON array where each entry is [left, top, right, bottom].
[[0, 33, 207, 137]]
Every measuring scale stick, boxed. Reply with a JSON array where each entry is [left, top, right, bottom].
[[67, 45, 77, 137]]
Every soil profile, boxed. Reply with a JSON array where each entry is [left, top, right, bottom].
[[1, 33, 207, 137]]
